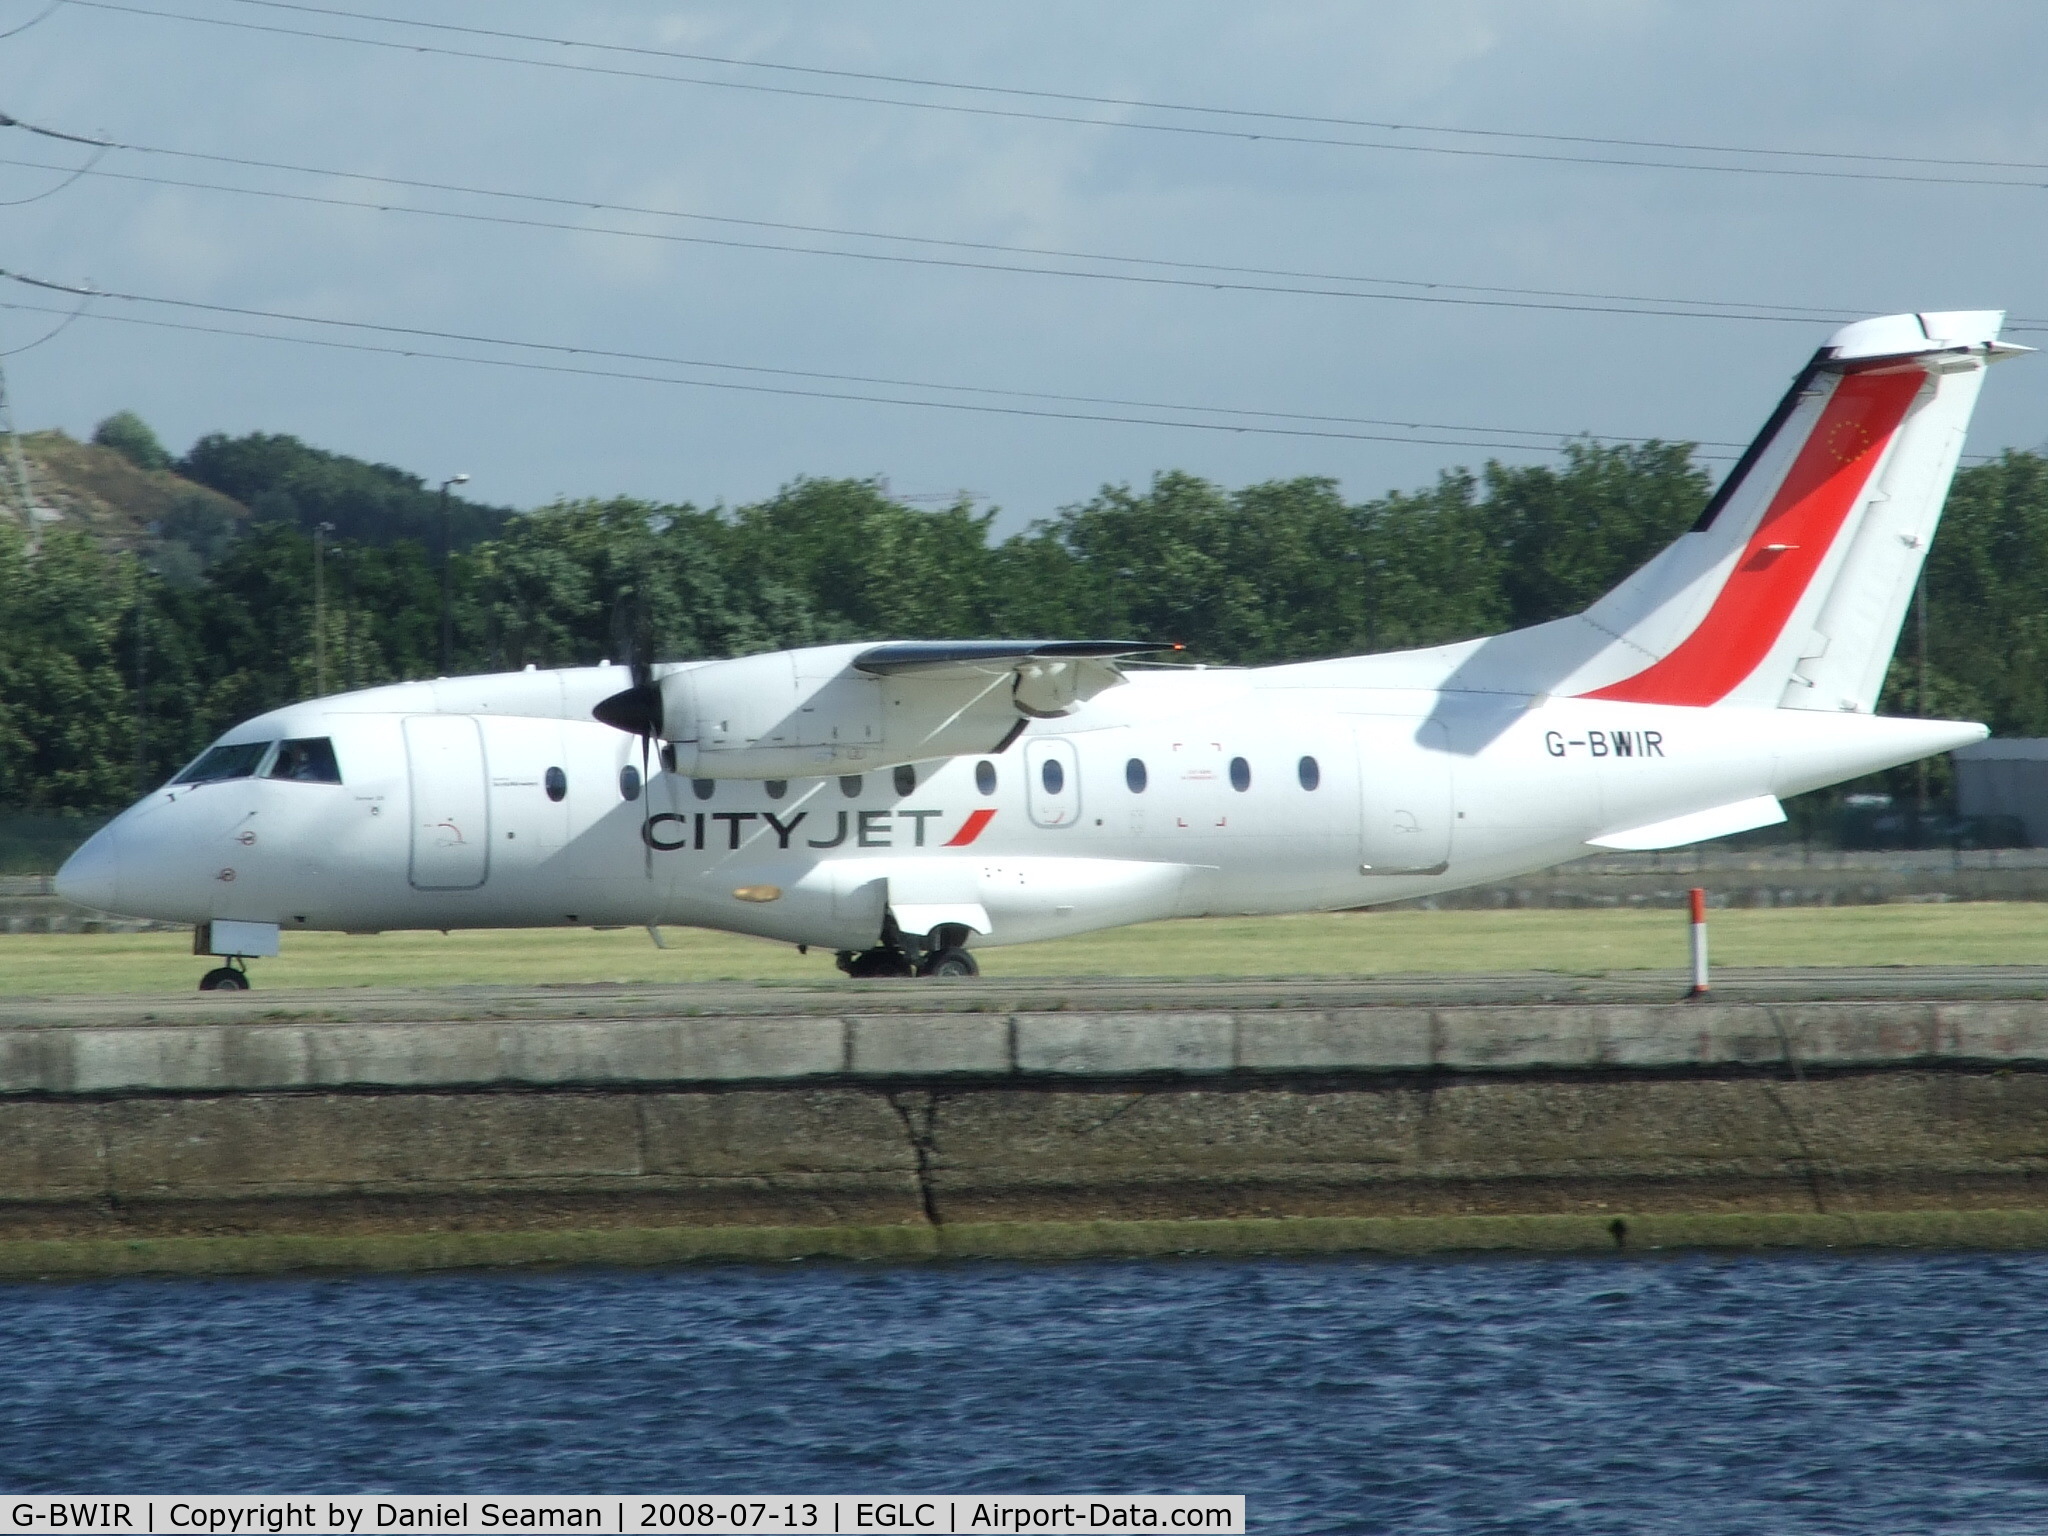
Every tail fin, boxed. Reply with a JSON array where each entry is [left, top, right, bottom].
[[1576, 310, 2024, 710]]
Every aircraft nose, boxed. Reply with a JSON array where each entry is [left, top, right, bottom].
[[55, 825, 121, 911]]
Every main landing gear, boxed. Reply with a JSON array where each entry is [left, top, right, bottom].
[[836, 920, 980, 979], [198, 957, 251, 991]]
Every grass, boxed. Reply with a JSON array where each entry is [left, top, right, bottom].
[[4, 903, 2048, 994]]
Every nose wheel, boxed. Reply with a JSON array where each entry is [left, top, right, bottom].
[[198, 958, 251, 991]]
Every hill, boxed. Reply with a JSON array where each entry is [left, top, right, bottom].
[[10, 416, 515, 584], [18, 429, 247, 579]]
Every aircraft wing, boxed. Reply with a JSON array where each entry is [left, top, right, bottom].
[[853, 639, 1172, 717], [853, 639, 1167, 673], [602, 638, 1178, 778]]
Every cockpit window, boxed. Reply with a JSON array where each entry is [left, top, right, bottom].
[[267, 737, 342, 784], [173, 741, 272, 785]]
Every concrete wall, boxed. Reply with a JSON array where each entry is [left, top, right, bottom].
[[6, 999, 2048, 1251]]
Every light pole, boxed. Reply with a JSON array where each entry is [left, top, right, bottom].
[[313, 521, 335, 696], [438, 473, 469, 675]]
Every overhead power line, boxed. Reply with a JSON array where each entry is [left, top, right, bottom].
[[61, 0, 2048, 191], [0, 271, 1743, 459], [0, 117, 1883, 326], [0, 149, 1875, 328], [193, 0, 2048, 177], [14, 119, 2018, 331]]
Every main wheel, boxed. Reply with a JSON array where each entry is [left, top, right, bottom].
[[838, 945, 917, 978], [198, 966, 249, 992], [921, 946, 979, 978]]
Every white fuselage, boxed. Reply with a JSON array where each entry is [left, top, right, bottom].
[[59, 659, 1982, 953]]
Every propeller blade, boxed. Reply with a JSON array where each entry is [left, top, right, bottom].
[[641, 729, 654, 879]]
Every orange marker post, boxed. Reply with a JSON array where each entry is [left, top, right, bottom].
[[1686, 886, 1710, 998]]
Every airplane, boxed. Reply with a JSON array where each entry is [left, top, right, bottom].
[[55, 309, 2026, 989]]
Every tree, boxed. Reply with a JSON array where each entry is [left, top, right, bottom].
[[1484, 440, 1710, 629], [1919, 450, 2048, 737], [177, 432, 514, 549], [0, 523, 135, 807], [90, 410, 172, 472]]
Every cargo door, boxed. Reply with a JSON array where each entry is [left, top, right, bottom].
[[405, 715, 490, 889], [1356, 717, 1452, 876]]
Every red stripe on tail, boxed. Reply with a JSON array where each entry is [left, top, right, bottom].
[[1585, 367, 1923, 706]]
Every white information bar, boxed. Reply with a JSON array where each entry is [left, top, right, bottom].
[[0, 1497, 1246, 1536]]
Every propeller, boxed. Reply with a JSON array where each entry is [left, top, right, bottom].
[[598, 593, 662, 877]]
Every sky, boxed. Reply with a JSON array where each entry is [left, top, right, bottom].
[[3, 0, 2048, 533]]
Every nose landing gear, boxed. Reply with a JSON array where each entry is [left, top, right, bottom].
[[197, 957, 251, 991], [191, 921, 277, 991]]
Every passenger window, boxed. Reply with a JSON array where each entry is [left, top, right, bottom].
[[1298, 755, 1321, 791], [619, 765, 642, 802], [692, 779, 716, 801], [765, 780, 788, 800], [175, 741, 272, 785], [840, 774, 863, 798], [975, 760, 997, 796], [1125, 758, 1147, 794], [265, 737, 342, 784], [1229, 757, 1251, 792], [545, 767, 567, 802], [1041, 758, 1065, 795], [894, 764, 916, 795]]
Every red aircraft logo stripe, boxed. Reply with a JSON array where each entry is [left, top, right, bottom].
[[1584, 366, 1924, 707], [944, 809, 996, 846]]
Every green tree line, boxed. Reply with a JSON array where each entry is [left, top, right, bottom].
[[3, 422, 2043, 815]]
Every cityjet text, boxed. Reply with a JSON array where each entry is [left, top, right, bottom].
[[642, 808, 970, 853]]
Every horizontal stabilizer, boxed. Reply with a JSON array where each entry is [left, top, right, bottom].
[[1588, 794, 1786, 851]]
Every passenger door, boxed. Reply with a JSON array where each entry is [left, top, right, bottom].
[[405, 715, 490, 889], [1355, 717, 1453, 875]]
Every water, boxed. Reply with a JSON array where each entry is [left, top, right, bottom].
[[5, 1252, 2048, 1532]]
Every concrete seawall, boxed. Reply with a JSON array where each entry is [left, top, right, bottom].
[[6, 978, 2048, 1273]]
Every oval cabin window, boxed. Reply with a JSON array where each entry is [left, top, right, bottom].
[[975, 761, 997, 796], [894, 764, 917, 796], [1298, 755, 1320, 791], [1041, 757, 1065, 795], [765, 779, 788, 800], [692, 778, 716, 801], [618, 764, 642, 802], [840, 775, 863, 798], [1126, 758, 1147, 793], [544, 767, 567, 803], [1229, 757, 1251, 792]]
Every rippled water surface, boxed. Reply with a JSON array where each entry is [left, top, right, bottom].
[[6, 1252, 2048, 1531]]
